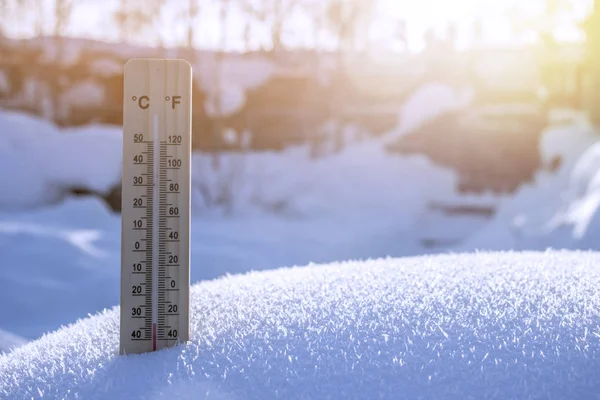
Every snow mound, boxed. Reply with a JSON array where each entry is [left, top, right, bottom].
[[543, 142, 600, 246], [384, 82, 474, 143], [47, 124, 122, 195], [462, 122, 600, 251], [0, 110, 63, 208], [0, 330, 27, 355], [2, 251, 600, 400], [0, 109, 122, 209], [540, 115, 598, 176], [191, 142, 458, 226]]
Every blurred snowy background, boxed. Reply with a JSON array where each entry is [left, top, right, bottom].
[[0, 0, 600, 352]]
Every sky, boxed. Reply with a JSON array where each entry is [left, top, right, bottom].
[[2, 0, 595, 52]]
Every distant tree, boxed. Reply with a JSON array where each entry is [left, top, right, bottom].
[[423, 28, 437, 52], [208, 0, 232, 165], [34, 0, 45, 35], [324, 0, 377, 67], [445, 23, 457, 51], [53, 0, 75, 37], [0, 0, 45, 36], [242, 15, 252, 51], [50, 0, 80, 122], [240, 0, 297, 52], [270, 0, 294, 51], [583, 0, 600, 126], [113, 0, 164, 44], [0, 0, 49, 119], [395, 19, 408, 52], [0, 0, 8, 35], [174, 0, 203, 53], [239, 0, 266, 50], [322, 0, 376, 152], [217, 0, 230, 50], [473, 19, 483, 44], [186, 0, 200, 50], [325, 0, 358, 52], [301, 0, 326, 50]]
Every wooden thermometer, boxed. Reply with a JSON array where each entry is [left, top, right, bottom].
[[120, 59, 192, 355]]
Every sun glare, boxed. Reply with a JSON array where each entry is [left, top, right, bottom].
[[378, 0, 588, 51], [4, 0, 593, 52]]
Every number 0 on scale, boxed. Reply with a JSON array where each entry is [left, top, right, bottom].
[[120, 59, 192, 354]]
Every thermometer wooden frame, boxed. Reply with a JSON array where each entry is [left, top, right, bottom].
[[120, 58, 192, 355]]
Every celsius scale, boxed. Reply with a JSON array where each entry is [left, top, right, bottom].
[[120, 59, 192, 354]]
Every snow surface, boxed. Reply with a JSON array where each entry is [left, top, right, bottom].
[[0, 109, 122, 209], [539, 112, 598, 174], [0, 182, 478, 340], [1, 87, 600, 398], [0, 107, 465, 222], [190, 142, 460, 224], [0, 197, 121, 339], [2, 251, 600, 399], [0, 330, 26, 355], [383, 82, 474, 143], [1, 106, 495, 341], [3, 101, 600, 344], [461, 117, 600, 251]]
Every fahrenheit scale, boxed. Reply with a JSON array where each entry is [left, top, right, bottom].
[[120, 59, 192, 354]]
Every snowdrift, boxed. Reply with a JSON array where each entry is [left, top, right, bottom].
[[462, 118, 600, 251], [0, 107, 463, 221], [0, 109, 122, 209], [2, 251, 600, 400], [0, 105, 481, 341], [0, 330, 26, 355]]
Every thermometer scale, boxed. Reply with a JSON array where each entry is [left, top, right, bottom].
[[120, 58, 192, 354]]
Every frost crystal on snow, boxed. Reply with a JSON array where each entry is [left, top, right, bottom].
[[2, 251, 600, 399]]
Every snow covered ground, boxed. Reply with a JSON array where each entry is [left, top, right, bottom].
[[0, 99, 496, 341], [2, 251, 600, 399], [0, 164, 468, 340], [0, 330, 26, 355], [460, 111, 600, 251], [0, 109, 121, 209], [1, 74, 600, 377], [1, 94, 600, 343]]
